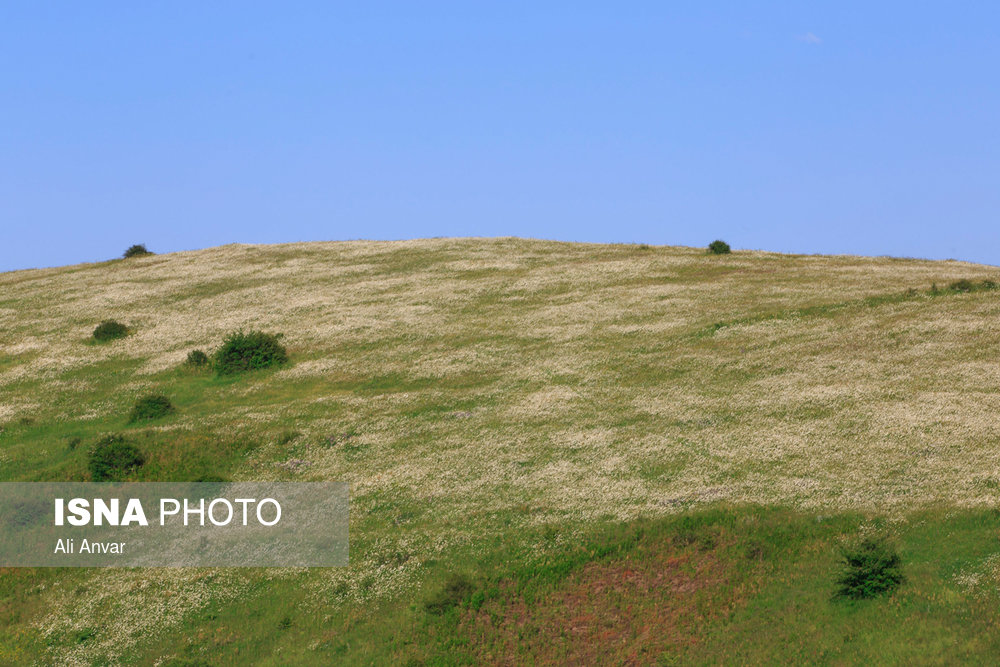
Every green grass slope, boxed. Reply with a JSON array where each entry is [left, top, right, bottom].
[[2, 238, 1000, 664]]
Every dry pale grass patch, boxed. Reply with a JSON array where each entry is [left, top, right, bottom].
[[7, 238, 996, 514], [3, 238, 1000, 662]]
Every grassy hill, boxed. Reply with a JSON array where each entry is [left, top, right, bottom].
[[3, 238, 1000, 664]]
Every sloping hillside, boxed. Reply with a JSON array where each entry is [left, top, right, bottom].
[[3, 238, 1000, 664]]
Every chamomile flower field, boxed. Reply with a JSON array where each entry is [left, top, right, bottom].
[[4, 238, 1000, 665]]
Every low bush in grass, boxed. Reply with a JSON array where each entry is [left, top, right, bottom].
[[949, 279, 975, 293], [921, 279, 1000, 295], [708, 240, 731, 255], [92, 320, 128, 342], [88, 435, 146, 481], [214, 330, 288, 375], [835, 537, 903, 599], [185, 349, 210, 367], [945, 279, 999, 293], [123, 244, 152, 258], [129, 394, 174, 423]]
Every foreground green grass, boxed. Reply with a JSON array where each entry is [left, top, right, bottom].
[[358, 506, 1000, 665], [2, 238, 1000, 664], [8, 505, 996, 665]]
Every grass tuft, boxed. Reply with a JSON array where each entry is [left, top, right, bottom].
[[128, 394, 175, 423], [185, 349, 210, 367], [948, 279, 975, 293], [424, 573, 474, 615]]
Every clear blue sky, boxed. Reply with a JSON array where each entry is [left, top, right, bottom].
[[3, 2, 999, 271]]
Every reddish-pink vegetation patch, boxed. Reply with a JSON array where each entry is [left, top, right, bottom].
[[463, 545, 741, 665]]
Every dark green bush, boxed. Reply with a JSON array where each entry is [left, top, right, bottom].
[[92, 320, 128, 342], [129, 394, 174, 423], [982, 279, 998, 290], [185, 349, 210, 367], [88, 435, 146, 481], [708, 240, 731, 255], [214, 330, 288, 375], [123, 244, 152, 258], [424, 573, 474, 614], [835, 537, 904, 599]]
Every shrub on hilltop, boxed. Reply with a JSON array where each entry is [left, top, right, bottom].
[[123, 244, 153, 258], [214, 330, 288, 375], [92, 320, 128, 342], [88, 434, 146, 481], [708, 240, 731, 255], [129, 394, 175, 423]]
